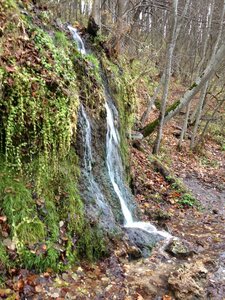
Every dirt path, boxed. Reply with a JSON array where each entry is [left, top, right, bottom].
[[122, 173, 225, 299], [184, 174, 225, 214]]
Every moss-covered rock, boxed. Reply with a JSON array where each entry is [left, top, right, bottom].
[[0, 0, 108, 272]]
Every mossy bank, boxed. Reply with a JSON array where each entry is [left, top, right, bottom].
[[0, 0, 136, 275]]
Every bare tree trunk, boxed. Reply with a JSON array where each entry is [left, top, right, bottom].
[[190, 0, 225, 148], [140, 0, 190, 126], [140, 73, 165, 125], [178, 102, 191, 149], [190, 0, 225, 126], [92, 0, 101, 30], [115, 0, 129, 54], [153, 0, 179, 154], [197, 99, 225, 147], [190, 82, 208, 149]]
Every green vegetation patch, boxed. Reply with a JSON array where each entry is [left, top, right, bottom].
[[178, 193, 198, 208], [1, 25, 79, 168], [0, 1, 108, 272]]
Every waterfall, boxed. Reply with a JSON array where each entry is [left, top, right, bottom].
[[69, 24, 171, 239], [68, 25, 86, 55], [69, 26, 110, 212], [105, 96, 171, 239], [106, 102, 133, 224], [79, 105, 109, 209]]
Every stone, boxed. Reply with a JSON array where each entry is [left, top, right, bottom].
[[87, 16, 99, 37], [126, 245, 142, 260], [124, 227, 164, 258], [130, 132, 144, 140], [168, 260, 208, 300], [165, 239, 196, 258], [3, 238, 16, 251]]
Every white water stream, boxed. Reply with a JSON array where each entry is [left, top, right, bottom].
[[68, 25, 86, 55], [105, 100, 171, 238], [79, 104, 109, 209], [69, 25, 171, 239]]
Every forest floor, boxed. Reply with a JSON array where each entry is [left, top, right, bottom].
[[1, 93, 225, 299]]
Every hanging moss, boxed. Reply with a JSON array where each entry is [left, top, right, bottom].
[[1, 27, 79, 169], [77, 223, 108, 261], [72, 52, 105, 115], [0, 1, 108, 271]]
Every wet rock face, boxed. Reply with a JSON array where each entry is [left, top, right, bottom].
[[168, 260, 208, 299], [75, 105, 120, 232]]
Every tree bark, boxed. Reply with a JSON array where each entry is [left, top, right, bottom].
[[153, 0, 178, 154], [178, 102, 191, 149], [197, 99, 225, 147], [91, 0, 101, 30], [190, 82, 208, 149]]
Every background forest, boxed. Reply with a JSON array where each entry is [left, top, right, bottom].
[[41, 0, 225, 153]]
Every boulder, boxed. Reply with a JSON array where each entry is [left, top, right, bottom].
[[124, 227, 164, 258], [168, 260, 208, 299], [165, 239, 196, 258]]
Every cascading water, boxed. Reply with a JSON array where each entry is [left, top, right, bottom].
[[68, 25, 86, 55], [105, 96, 171, 239], [69, 24, 171, 240], [79, 104, 110, 210], [69, 26, 112, 212], [80, 104, 92, 172]]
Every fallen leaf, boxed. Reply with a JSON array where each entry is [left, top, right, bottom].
[[0, 215, 7, 222], [5, 65, 16, 72], [3, 238, 16, 251], [14, 279, 25, 292], [35, 285, 43, 293], [0, 288, 12, 297]]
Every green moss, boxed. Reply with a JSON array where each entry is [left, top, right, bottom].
[[0, 243, 11, 270], [189, 82, 197, 90], [77, 224, 107, 261], [178, 193, 198, 208], [16, 218, 45, 245], [54, 31, 70, 48], [142, 119, 159, 137], [0, 3, 108, 271], [19, 246, 60, 272], [73, 52, 105, 112], [2, 0, 18, 9], [142, 100, 180, 137], [1, 26, 79, 169], [166, 100, 180, 113], [0, 151, 105, 271]]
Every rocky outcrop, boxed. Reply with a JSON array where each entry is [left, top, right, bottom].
[[168, 260, 208, 299]]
